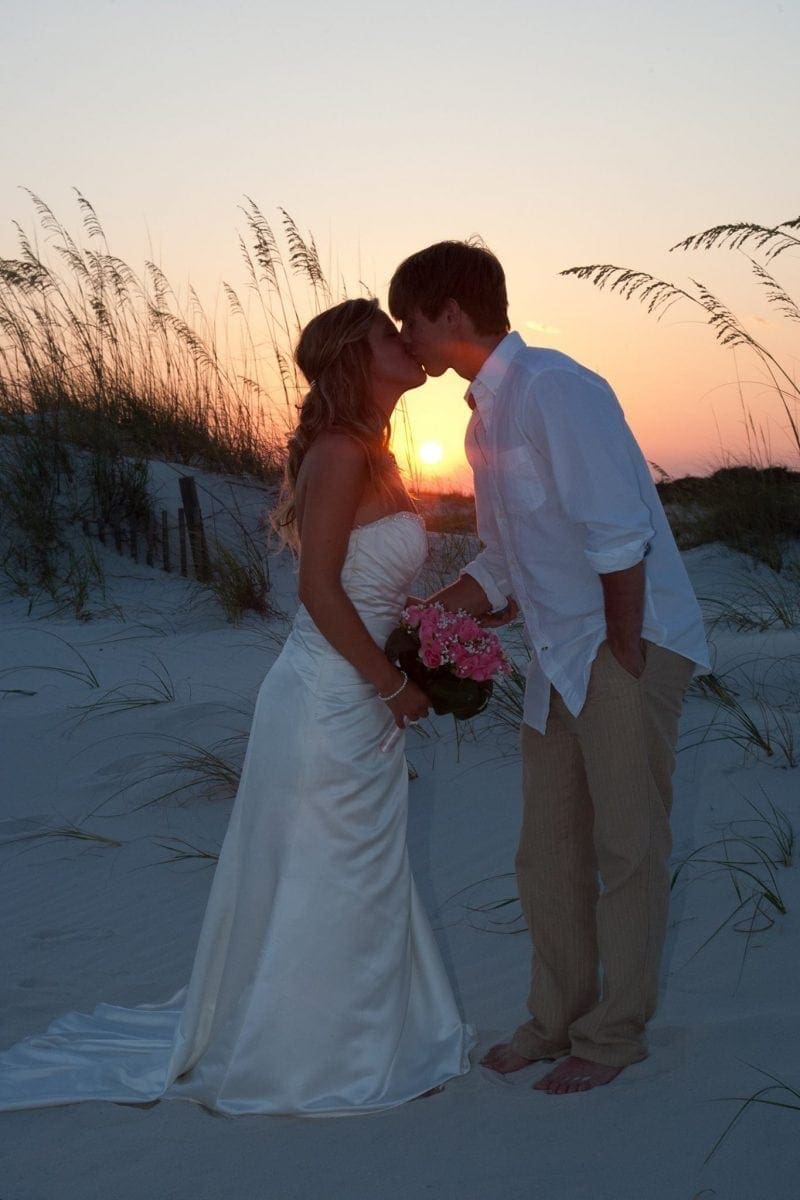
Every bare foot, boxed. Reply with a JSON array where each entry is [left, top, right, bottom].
[[533, 1055, 623, 1095], [480, 1042, 538, 1074]]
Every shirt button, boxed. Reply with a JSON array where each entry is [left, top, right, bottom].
[[540, 645, 549, 652]]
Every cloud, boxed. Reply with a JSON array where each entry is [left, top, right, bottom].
[[525, 319, 561, 335]]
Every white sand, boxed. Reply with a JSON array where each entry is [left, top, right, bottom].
[[1, 467, 799, 1200]]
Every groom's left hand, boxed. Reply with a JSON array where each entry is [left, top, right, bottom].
[[607, 637, 647, 680]]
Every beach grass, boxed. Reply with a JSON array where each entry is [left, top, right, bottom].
[[0, 195, 502, 628], [681, 654, 800, 768], [0, 819, 124, 852], [0, 192, 296, 482], [120, 732, 247, 810], [0, 193, 344, 619], [701, 556, 800, 632], [416, 527, 480, 594], [707, 1064, 800, 1163], [3, 194, 800, 597], [205, 532, 273, 625], [0, 629, 100, 688], [68, 657, 178, 727], [561, 212, 800, 458], [146, 836, 220, 867], [562, 212, 800, 571]]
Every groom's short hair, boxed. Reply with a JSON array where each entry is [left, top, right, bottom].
[[388, 240, 510, 336]]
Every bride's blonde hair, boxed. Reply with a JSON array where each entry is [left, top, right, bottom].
[[271, 297, 397, 546]]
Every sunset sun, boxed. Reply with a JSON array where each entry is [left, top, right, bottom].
[[418, 440, 444, 467]]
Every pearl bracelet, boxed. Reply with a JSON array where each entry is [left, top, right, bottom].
[[378, 670, 408, 702]]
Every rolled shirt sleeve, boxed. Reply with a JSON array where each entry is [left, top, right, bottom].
[[527, 369, 656, 574], [462, 549, 511, 612]]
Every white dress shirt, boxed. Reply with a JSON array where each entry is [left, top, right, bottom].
[[461, 332, 710, 733]]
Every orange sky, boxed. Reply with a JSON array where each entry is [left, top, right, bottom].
[[390, 265, 800, 492], [3, 0, 799, 491]]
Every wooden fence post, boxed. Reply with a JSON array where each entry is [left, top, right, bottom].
[[161, 510, 171, 573], [178, 508, 188, 577], [178, 476, 211, 582], [81, 496, 215, 584], [145, 515, 155, 567]]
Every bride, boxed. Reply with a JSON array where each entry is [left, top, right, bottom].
[[0, 297, 475, 1116]]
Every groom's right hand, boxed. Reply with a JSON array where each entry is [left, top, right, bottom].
[[478, 597, 519, 628]]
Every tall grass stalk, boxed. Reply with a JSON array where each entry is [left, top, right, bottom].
[[146, 836, 220, 867], [417, 529, 480, 595], [682, 687, 798, 768], [0, 629, 100, 687], [671, 835, 787, 917], [0, 191, 337, 484], [0, 820, 122, 851], [562, 213, 800, 457], [0, 193, 372, 620], [671, 793, 794, 986], [205, 532, 272, 624], [735, 787, 795, 867], [101, 732, 248, 813], [706, 1064, 800, 1163], [701, 556, 800, 631], [68, 657, 177, 727], [488, 654, 528, 736], [438, 872, 526, 935]]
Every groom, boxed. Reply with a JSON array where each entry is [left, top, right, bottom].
[[388, 241, 709, 1094]]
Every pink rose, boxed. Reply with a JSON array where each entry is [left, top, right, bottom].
[[457, 616, 482, 642], [420, 643, 443, 669]]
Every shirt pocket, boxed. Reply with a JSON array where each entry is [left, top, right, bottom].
[[496, 445, 545, 513]]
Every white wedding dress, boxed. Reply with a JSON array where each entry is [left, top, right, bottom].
[[0, 511, 474, 1116]]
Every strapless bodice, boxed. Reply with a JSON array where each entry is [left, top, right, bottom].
[[286, 512, 428, 683]]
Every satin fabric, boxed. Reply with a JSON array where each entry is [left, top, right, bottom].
[[0, 512, 474, 1115]]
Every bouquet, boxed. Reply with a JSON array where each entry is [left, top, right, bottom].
[[379, 603, 511, 751]]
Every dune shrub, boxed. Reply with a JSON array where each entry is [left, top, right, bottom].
[[657, 465, 800, 568], [207, 535, 272, 625]]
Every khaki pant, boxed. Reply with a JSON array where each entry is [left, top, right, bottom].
[[512, 641, 695, 1068]]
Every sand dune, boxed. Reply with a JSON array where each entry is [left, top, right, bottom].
[[1, 470, 798, 1199]]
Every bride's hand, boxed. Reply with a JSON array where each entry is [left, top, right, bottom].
[[384, 676, 430, 729]]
